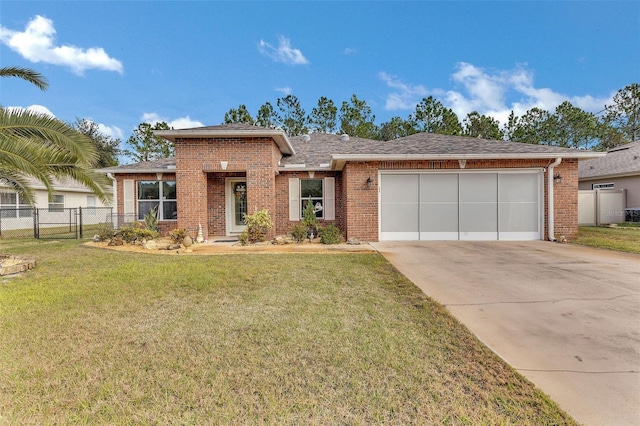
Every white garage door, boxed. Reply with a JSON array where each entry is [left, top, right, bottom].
[[379, 171, 542, 241]]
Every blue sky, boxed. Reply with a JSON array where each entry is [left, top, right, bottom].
[[1, 1, 638, 159]]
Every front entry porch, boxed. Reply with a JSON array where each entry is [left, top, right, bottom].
[[206, 172, 248, 237]]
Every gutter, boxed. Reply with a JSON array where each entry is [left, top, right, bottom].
[[547, 158, 562, 241], [330, 152, 604, 170]]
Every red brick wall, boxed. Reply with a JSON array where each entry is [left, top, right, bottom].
[[551, 159, 579, 240], [174, 137, 277, 239], [343, 163, 379, 241], [274, 171, 343, 236]]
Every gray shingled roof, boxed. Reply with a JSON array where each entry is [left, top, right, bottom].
[[98, 157, 176, 173], [282, 132, 602, 168], [100, 127, 604, 173], [578, 141, 640, 179]]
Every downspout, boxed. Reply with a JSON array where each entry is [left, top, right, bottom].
[[107, 173, 117, 226], [547, 158, 562, 241]]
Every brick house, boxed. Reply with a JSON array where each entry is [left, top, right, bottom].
[[99, 123, 603, 242]]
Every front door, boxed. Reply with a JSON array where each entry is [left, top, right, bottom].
[[227, 179, 247, 234]]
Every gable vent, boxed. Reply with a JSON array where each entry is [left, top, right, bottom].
[[340, 134, 350, 142]]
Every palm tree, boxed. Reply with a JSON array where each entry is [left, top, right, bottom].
[[0, 66, 110, 205]]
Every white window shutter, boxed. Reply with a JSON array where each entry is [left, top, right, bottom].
[[324, 177, 335, 221], [289, 178, 300, 221], [123, 179, 134, 217]]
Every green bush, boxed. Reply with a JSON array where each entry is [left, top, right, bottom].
[[290, 223, 308, 243], [144, 207, 158, 232], [242, 209, 273, 244], [95, 223, 115, 241], [238, 230, 249, 246], [118, 222, 158, 244], [169, 228, 189, 244], [319, 224, 343, 245], [302, 199, 318, 230]]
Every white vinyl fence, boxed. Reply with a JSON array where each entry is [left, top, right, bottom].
[[578, 189, 627, 226]]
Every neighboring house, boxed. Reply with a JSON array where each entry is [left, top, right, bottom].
[[0, 177, 111, 229], [578, 141, 640, 209], [0, 177, 110, 212], [99, 123, 603, 242]]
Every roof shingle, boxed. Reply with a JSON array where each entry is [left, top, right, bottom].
[[578, 141, 640, 179]]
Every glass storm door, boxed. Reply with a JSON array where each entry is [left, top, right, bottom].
[[228, 179, 247, 234]]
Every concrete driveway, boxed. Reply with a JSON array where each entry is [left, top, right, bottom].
[[371, 241, 640, 426]]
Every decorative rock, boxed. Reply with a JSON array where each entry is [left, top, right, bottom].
[[92, 235, 101, 242], [183, 235, 193, 247], [0, 255, 35, 276], [168, 244, 181, 250], [273, 236, 287, 245], [142, 240, 157, 250], [347, 237, 361, 245]]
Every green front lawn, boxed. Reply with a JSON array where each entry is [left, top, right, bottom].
[[573, 225, 640, 254], [0, 239, 575, 424]]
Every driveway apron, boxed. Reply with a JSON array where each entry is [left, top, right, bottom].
[[371, 241, 640, 426]]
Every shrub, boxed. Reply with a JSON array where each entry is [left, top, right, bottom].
[[118, 222, 158, 244], [94, 223, 115, 242], [242, 209, 273, 244], [302, 199, 318, 231], [238, 230, 249, 246], [169, 228, 189, 244], [319, 224, 343, 245], [290, 223, 308, 243], [144, 207, 158, 231]]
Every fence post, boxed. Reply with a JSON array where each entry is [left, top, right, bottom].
[[79, 207, 83, 239], [33, 208, 38, 238]]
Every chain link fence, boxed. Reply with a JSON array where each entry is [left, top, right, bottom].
[[0, 207, 116, 239]]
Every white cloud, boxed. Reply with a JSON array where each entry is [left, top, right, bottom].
[[6, 104, 56, 117], [258, 36, 309, 65], [0, 15, 123, 75], [379, 72, 428, 110], [342, 48, 357, 55], [276, 86, 292, 96], [97, 123, 124, 140], [381, 62, 613, 125], [141, 113, 204, 130]]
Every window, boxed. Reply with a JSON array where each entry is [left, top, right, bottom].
[[137, 181, 177, 220], [593, 183, 614, 189], [289, 177, 335, 222], [301, 179, 324, 219], [86, 195, 96, 214], [0, 192, 31, 218], [48, 194, 64, 212]]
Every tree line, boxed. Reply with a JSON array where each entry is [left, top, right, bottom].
[[221, 84, 638, 151], [36, 82, 640, 168]]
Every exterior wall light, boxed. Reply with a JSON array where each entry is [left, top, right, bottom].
[[366, 176, 373, 189], [553, 173, 562, 184]]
